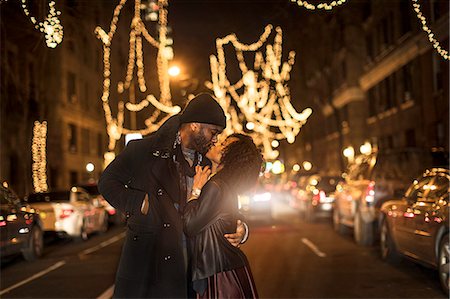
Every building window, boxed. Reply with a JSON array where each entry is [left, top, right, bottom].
[[400, 0, 413, 37], [405, 129, 416, 147], [68, 123, 78, 153], [401, 64, 414, 103], [83, 81, 89, 110], [436, 122, 445, 146], [82, 128, 90, 155], [367, 88, 377, 117], [386, 75, 396, 110], [365, 33, 374, 62], [69, 171, 78, 186], [49, 167, 58, 190], [97, 133, 103, 157], [67, 72, 77, 103]]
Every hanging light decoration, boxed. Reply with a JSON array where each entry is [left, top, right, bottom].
[[20, 0, 63, 48], [95, 0, 181, 166], [207, 25, 312, 160], [411, 0, 449, 60], [32, 121, 48, 193], [291, 0, 347, 10]]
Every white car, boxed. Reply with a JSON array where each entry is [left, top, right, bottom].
[[24, 187, 108, 240]]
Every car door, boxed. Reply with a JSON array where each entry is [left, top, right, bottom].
[[393, 176, 433, 254], [411, 174, 449, 265]]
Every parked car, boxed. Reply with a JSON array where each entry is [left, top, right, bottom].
[[301, 175, 343, 222], [24, 187, 108, 240], [0, 185, 43, 261], [333, 148, 447, 246], [379, 168, 449, 295], [75, 183, 125, 226]]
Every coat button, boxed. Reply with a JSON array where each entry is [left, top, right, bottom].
[[164, 255, 171, 261], [126, 212, 131, 219], [157, 189, 163, 196], [133, 236, 138, 241], [153, 151, 160, 156], [163, 223, 171, 228]]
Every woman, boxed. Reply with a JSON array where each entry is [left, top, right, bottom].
[[183, 133, 263, 299]]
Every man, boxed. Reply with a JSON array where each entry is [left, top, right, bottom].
[[98, 93, 247, 298]]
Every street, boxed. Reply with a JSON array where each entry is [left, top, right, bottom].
[[0, 198, 445, 299]]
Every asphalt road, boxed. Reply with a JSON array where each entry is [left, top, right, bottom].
[[0, 198, 446, 298]]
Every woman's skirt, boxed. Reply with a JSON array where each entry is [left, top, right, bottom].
[[196, 265, 258, 299]]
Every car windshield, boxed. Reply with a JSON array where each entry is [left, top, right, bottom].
[[26, 192, 70, 203]]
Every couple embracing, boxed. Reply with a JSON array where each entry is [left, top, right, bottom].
[[99, 93, 263, 298]]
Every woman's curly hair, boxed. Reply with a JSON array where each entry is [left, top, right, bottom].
[[216, 133, 264, 194]]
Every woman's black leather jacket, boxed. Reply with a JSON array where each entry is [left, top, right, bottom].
[[182, 175, 249, 282]]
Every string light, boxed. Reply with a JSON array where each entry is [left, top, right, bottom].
[[32, 121, 48, 193], [291, 0, 347, 10], [20, 0, 63, 48], [207, 25, 313, 160], [95, 0, 180, 164], [412, 0, 449, 60]]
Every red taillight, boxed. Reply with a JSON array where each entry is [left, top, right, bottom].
[[364, 181, 375, 203], [319, 190, 326, 200], [107, 209, 116, 215], [60, 209, 74, 219]]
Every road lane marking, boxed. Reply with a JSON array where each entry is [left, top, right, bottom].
[[79, 231, 126, 257], [301, 238, 327, 257], [97, 284, 114, 299], [0, 260, 66, 296]]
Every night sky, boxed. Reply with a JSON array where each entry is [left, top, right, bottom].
[[168, 0, 307, 89]]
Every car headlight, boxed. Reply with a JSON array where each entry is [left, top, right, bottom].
[[253, 192, 271, 202]]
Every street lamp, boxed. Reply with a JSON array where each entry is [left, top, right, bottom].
[[360, 142, 372, 155], [343, 146, 355, 162], [302, 161, 312, 171], [86, 163, 95, 173], [168, 65, 180, 77]]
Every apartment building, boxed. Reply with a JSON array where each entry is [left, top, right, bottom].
[[290, 0, 449, 176]]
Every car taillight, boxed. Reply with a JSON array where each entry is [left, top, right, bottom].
[[364, 181, 375, 203], [60, 208, 74, 219]]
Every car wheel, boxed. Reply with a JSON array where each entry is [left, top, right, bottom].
[[76, 221, 88, 241], [354, 210, 374, 246], [438, 234, 449, 295], [22, 226, 44, 261], [380, 219, 400, 263]]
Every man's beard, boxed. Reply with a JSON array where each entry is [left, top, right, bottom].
[[192, 130, 212, 155]]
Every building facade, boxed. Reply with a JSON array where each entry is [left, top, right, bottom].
[[0, 1, 115, 196], [289, 0, 449, 176]]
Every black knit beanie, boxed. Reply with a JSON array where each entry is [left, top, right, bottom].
[[180, 93, 226, 128]]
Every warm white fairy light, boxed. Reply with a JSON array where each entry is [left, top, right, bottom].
[[207, 25, 312, 160], [291, 0, 347, 10], [412, 0, 449, 60], [20, 0, 63, 48], [95, 0, 180, 163], [32, 121, 48, 193]]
